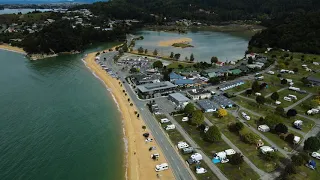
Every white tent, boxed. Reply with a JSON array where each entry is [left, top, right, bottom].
[[191, 153, 203, 161]]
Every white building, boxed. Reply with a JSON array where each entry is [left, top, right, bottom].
[[186, 88, 211, 100]]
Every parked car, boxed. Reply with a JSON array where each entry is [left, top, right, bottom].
[[311, 152, 320, 160], [145, 138, 153, 142], [165, 124, 176, 130], [160, 118, 170, 123], [151, 153, 160, 159], [149, 146, 156, 151]]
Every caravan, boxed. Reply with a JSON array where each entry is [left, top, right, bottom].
[[284, 96, 292, 102], [177, 142, 189, 149], [160, 118, 170, 123], [155, 163, 169, 172], [288, 94, 297, 100], [165, 124, 176, 130]]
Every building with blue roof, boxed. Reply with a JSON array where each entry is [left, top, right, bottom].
[[174, 79, 195, 87], [169, 72, 185, 82]]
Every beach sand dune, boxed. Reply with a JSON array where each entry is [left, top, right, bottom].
[[85, 53, 175, 180], [158, 38, 192, 47]]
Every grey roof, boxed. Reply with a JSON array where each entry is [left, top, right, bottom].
[[212, 95, 235, 107], [197, 100, 218, 111], [187, 88, 211, 95], [137, 81, 176, 93], [169, 93, 190, 102], [218, 80, 244, 89]]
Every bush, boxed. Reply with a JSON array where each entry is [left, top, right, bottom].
[[229, 153, 244, 165], [291, 154, 305, 166], [260, 152, 278, 161], [275, 123, 288, 134], [304, 137, 320, 151], [205, 125, 222, 142], [285, 133, 295, 144]]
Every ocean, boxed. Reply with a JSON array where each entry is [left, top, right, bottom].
[[0, 43, 124, 180]]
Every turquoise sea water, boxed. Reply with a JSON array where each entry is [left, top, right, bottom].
[[0, 43, 124, 180]]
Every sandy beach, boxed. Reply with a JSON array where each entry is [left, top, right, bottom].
[[158, 38, 192, 47], [0, 44, 26, 55], [84, 53, 175, 180]]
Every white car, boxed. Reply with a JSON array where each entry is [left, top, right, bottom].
[[268, 71, 275, 75], [151, 153, 160, 159], [160, 118, 170, 123], [196, 167, 207, 174], [145, 138, 153, 142], [311, 152, 320, 160], [204, 126, 209, 133], [182, 117, 189, 122]]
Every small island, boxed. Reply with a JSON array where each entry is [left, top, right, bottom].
[[172, 42, 194, 48]]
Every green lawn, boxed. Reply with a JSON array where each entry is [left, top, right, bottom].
[[277, 89, 308, 108], [166, 61, 194, 69], [295, 96, 320, 119], [174, 115, 260, 180], [287, 165, 320, 180]]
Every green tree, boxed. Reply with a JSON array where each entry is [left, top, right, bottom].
[[211, 56, 218, 64], [245, 89, 253, 96], [252, 81, 260, 92], [240, 131, 259, 144], [286, 109, 297, 118], [256, 95, 265, 107], [153, 49, 158, 56], [301, 77, 311, 85], [191, 110, 204, 126], [174, 53, 181, 60], [234, 122, 244, 132], [229, 153, 244, 165], [260, 152, 279, 161], [304, 137, 320, 151], [190, 53, 195, 61], [285, 133, 295, 144], [170, 52, 174, 58], [153, 60, 163, 68], [184, 103, 195, 115], [271, 92, 279, 101], [275, 123, 288, 134], [138, 47, 144, 53], [264, 114, 282, 127], [291, 154, 305, 166], [144, 49, 148, 54], [205, 125, 221, 142], [208, 77, 220, 85]]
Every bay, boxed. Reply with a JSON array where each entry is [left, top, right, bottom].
[[0, 43, 124, 180]]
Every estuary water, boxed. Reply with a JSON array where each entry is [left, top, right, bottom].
[[0, 43, 124, 180], [134, 30, 251, 62]]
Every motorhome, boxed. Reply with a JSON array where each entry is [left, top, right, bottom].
[[191, 153, 203, 161], [268, 71, 275, 75], [258, 125, 270, 132], [165, 124, 176, 130], [160, 118, 170, 123], [284, 96, 292, 102], [177, 142, 189, 149], [241, 112, 250, 120], [289, 87, 300, 91], [155, 163, 169, 172], [182, 147, 194, 154], [288, 94, 297, 100]]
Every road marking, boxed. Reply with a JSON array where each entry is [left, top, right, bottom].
[[165, 146, 168, 150], [171, 156, 174, 161], [155, 131, 158, 135], [177, 166, 181, 172]]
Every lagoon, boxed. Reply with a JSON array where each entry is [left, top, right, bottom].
[[133, 30, 251, 62]]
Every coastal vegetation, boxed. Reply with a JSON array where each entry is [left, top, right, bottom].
[[172, 42, 193, 48]]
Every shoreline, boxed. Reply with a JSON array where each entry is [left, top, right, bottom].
[[84, 51, 175, 180], [158, 37, 192, 47], [0, 44, 27, 55]]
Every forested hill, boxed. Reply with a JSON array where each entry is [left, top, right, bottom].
[[249, 11, 320, 54], [78, 0, 320, 22]]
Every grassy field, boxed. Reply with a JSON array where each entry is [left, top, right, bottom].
[[174, 115, 260, 180], [277, 89, 308, 108], [295, 96, 320, 119], [206, 112, 280, 172], [167, 61, 195, 69], [154, 115, 219, 180]]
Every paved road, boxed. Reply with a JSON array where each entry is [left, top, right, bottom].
[[100, 52, 195, 180], [264, 87, 287, 98], [284, 93, 313, 111]]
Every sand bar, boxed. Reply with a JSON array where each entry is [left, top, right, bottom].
[[0, 44, 26, 55], [158, 38, 192, 47], [84, 52, 175, 180]]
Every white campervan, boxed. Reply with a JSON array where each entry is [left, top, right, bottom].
[[155, 163, 169, 172], [165, 124, 176, 130], [160, 118, 170, 124], [288, 94, 297, 100], [177, 142, 189, 149], [284, 96, 292, 102], [182, 117, 189, 122]]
